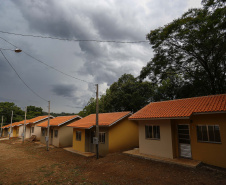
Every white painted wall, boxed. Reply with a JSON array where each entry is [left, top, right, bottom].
[[139, 119, 174, 159]]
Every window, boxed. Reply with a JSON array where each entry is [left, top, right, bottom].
[[145, 125, 160, 139], [99, 132, 105, 144], [54, 130, 58, 138], [41, 128, 45, 136], [31, 127, 34, 133], [76, 131, 81, 141], [197, 125, 221, 143]]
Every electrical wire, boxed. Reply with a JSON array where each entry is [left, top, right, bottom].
[[23, 51, 95, 85], [0, 30, 149, 44], [0, 50, 48, 102], [0, 37, 95, 85]]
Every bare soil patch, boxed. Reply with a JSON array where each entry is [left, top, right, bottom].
[[0, 138, 226, 185]]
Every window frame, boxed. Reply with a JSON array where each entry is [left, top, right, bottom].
[[196, 125, 221, 143], [41, 128, 45, 136], [54, 130, 58, 138], [99, 132, 106, 144], [31, 127, 34, 133], [145, 125, 160, 140], [76, 131, 81, 141]]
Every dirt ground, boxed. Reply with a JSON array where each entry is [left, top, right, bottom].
[[0, 138, 226, 185]]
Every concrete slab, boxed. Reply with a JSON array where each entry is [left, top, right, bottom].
[[124, 148, 201, 168], [0, 138, 9, 141], [63, 147, 95, 157]]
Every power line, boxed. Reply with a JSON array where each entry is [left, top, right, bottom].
[[0, 50, 48, 102], [0, 37, 95, 85], [0, 30, 149, 44], [23, 51, 95, 85]]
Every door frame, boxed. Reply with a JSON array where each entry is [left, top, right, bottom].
[[177, 124, 192, 159]]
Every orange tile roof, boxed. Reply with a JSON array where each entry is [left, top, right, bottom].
[[27, 115, 53, 124], [37, 115, 81, 128], [129, 94, 226, 120], [67, 112, 132, 129]]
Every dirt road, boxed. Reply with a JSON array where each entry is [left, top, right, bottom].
[[0, 138, 225, 184]]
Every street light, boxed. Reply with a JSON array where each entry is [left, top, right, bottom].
[[14, 48, 22, 53]]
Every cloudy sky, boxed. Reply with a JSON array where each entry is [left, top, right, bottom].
[[0, 0, 202, 113]]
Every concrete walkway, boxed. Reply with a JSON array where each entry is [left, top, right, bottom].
[[63, 147, 96, 157], [0, 137, 9, 141], [124, 148, 201, 168]]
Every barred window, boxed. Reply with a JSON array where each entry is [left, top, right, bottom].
[[41, 128, 45, 136], [197, 125, 221, 143], [76, 131, 81, 141], [54, 130, 58, 138], [145, 125, 160, 139], [99, 132, 105, 144]]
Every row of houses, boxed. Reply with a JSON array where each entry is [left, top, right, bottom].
[[1, 94, 226, 168]]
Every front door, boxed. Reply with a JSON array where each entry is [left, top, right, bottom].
[[178, 124, 192, 158], [50, 129, 53, 145], [89, 130, 95, 153]]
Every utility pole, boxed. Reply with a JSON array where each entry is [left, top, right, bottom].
[[95, 84, 99, 159], [46, 101, 50, 151], [23, 107, 27, 143], [9, 111, 13, 139], [0, 116, 3, 137]]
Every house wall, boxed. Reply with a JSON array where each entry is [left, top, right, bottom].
[[12, 127, 18, 137], [19, 125, 24, 137], [189, 113, 226, 168], [25, 125, 31, 138], [59, 125, 73, 147], [108, 118, 138, 153], [3, 128, 8, 137], [97, 127, 109, 156], [73, 128, 86, 152], [139, 119, 174, 159]]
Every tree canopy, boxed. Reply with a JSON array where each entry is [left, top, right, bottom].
[[140, 0, 226, 97], [0, 103, 44, 125], [79, 74, 154, 117]]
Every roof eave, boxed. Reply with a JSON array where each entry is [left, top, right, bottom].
[[57, 116, 82, 127], [129, 117, 190, 120]]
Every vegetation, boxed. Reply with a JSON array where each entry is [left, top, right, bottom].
[[79, 74, 154, 117], [0, 103, 44, 125], [79, 0, 226, 116], [139, 0, 226, 99]]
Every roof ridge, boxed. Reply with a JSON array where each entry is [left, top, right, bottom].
[[149, 94, 226, 105]]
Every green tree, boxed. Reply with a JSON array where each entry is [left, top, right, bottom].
[[140, 0, 226, 96], [0, 102, 24, 124], [78, 98, 96, 117], [79, 74, 154, 116], [27, 105, 43, 119]]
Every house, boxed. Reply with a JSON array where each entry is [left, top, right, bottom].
[[67, 112, 139, 156], [1, 121, 21, 137], [0, 116, 53, 139], [19, 115, 54, 140], [129, 94, 226, 168], [37, 115, 81, 147]]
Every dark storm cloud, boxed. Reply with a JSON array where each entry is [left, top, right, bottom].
[[2, 0, 202, 113], [52, 84, 77, 97]]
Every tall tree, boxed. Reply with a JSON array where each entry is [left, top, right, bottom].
[[0, 102, 24, 124], [79, 74, 154, 116], [140, 0, 226, 96], [27, 105, 43, 119]]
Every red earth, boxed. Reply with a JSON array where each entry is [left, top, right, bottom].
[[0, 138, 226, 185]]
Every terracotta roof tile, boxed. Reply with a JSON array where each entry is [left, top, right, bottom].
[[129, 94, 226, 119], [27, 115, 53, 123], [37, 115, 81, 127], [67, 112, 131, 129]]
